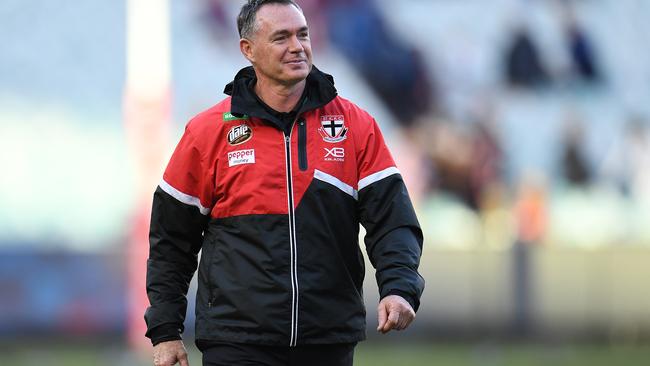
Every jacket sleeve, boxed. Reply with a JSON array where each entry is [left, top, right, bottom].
[[145, 126, 215, 345], [355, 118, 425, 311]]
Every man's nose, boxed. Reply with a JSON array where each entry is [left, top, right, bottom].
[[288, 35, 304, 52]]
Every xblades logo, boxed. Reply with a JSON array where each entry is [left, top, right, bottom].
[[324, 147, 345, 162]]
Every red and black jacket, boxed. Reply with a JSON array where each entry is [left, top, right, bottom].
[[145, 66, 424, 347]]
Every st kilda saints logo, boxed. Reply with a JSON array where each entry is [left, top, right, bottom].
[[318, 115, 348, 143], [227, 124, 253, 145]]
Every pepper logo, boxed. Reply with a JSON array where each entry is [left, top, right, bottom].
[[227, 124, 252, 145], [228, 149, 255, 167], [318, 115, 348, 143]]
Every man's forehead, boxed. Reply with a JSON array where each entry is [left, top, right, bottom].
[[255, 3, 308, 31]]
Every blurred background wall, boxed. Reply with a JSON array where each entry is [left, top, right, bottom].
[[1, 0, 650, 362]]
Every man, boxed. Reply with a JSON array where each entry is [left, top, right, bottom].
[[145, 1, 424, 365]]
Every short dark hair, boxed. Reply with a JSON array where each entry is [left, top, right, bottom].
[[237, 0, 303, 39]]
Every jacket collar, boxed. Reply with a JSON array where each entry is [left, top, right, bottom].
[[224, 65, 337, 129]]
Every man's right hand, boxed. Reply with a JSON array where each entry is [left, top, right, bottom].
[[153, 340, 190, 366]]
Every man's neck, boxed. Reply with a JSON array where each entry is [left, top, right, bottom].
[[254, 76, 306, 113]]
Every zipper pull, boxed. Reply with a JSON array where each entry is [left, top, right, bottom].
[[285, 135, 290, 143]]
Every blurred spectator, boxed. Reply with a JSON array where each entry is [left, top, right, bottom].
[[201, 0, 232, 39], [566, 23, 600, 82], [424, 121, 476, 208], [602, 116, 650, 202], [560, 1, 602, 83], [322, 0, 437, 128], [511, 173, 547, 336], [504, 26, 550, 88], [421, 100, 505, 212], [560, 115, 593, 187], [468, 102, 505, 211]]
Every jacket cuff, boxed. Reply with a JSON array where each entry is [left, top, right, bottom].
[[148, 324, 183, 346], [384, 289, 420, 313]]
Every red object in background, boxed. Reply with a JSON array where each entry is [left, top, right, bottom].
[[127, 202, 153, 350], [123, 89, 172, 351], [515, 181, 547, 244]]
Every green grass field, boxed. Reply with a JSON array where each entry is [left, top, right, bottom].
[[3, 341, 650, 366]]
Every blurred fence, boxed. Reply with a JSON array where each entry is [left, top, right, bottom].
[[2, 245, 649, 341]]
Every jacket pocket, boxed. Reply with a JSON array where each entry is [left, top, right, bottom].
[[298, 118, 307, 171]]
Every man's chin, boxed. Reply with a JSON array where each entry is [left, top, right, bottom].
[[281, 70, 310, 85]]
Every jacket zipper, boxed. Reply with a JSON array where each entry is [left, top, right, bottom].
[[284, 122, 300, 347], [297, 118, 307, 171]]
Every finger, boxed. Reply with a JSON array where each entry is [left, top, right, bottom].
[[395, 316, 406, 331], [377, 303, 387, 331], [397, 309, 414, 330], [382, 308, 400, 333], [405, 310, 416, 328], [397, 316, 409, 330]]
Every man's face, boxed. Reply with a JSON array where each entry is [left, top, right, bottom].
[[242, 4, 312, 86]]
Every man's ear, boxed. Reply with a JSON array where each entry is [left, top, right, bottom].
[[240, 38, 255, 63]]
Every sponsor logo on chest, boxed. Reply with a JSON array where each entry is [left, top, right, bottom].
[[223, 112, 249, 122], [227, 124, 253, 145], [228, 149, 255, 167], [318, 115, 348, 143]]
